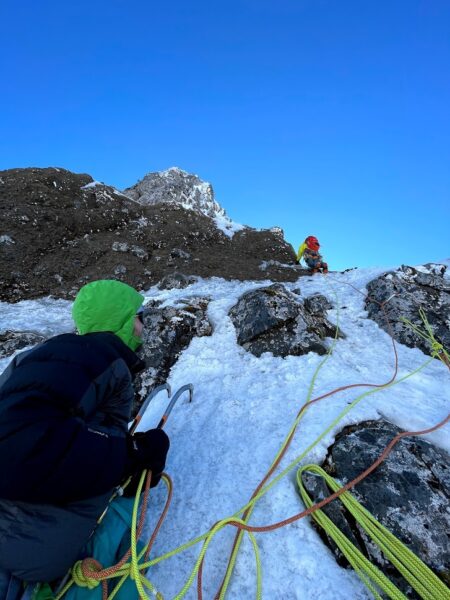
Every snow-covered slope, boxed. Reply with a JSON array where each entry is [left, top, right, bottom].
[[0, 267, 449, 599]]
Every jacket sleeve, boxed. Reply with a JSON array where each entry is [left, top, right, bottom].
[[31, 358, 135, 504], [30, 420, 128, 504], [297, 242, 307, 261], [0, 351, 134, 505]]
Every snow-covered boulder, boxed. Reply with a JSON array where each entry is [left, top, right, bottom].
[[365, 264, 450, 357], [301, 420, 450, 594], [135, 297, 212, 413], [229, 284, 340, 357]]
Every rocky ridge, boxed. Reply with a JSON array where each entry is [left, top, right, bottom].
[[0, 167, 300, 302], [123, 167, 226, 219]]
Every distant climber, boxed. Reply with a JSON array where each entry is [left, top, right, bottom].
[[296, 236, 328, 274], [0, 280, 170, 592]]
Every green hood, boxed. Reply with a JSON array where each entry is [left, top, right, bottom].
[[72, 280, 144, 351]]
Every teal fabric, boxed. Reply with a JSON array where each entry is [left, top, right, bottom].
[[63, 497, 143, 600]]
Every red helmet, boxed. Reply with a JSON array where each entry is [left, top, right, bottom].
[[305, 235, 320, 251]]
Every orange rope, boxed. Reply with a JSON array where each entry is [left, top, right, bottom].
[[73, 279, 449, 600], [204, 284, 448, 599], [77, 471, 154, 598]]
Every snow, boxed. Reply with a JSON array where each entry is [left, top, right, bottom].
[[81, 181, 132, 201], [0, 267, 449, 599], [81, 181, 102, 189], [0, 235, 15, 245], [161, 167, 190, 177], [259, 259, 297, 271], [213, 213, 246, 238]]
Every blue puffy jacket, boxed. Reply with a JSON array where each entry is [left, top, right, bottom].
[[0, 331, 144, 581]]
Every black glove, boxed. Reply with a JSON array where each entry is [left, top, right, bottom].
[[124, 429, 170, 492], [295, 259, 300, 265]]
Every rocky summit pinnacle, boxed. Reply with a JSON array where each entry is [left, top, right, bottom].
[[123, 167, 227, 219]]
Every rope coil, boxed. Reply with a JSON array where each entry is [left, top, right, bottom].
[[297, 465, 450, 600], [72, 560, 102, 590]]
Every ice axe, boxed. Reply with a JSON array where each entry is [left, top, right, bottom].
[[129, 383, 171, 434], [129, 383, 194, 434], [156, 383, 193, 429]]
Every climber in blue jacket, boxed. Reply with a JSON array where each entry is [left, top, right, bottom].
[[0, 280, 169, 589]]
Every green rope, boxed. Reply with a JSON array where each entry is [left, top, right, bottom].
[[297, 465, 450, 600], [217, 282, 344, 596], [58, 291, 449, 600], [130, 471, 161, 599], [112, 302, 438, 598], [401, 307, 450, 366]]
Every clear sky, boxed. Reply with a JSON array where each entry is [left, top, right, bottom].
[[1, 1, 449, 271]]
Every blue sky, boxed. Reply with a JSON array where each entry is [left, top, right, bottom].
[[1, 1, 449, 271]]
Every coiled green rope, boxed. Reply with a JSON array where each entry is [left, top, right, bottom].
[[297, 464, 450, 600]]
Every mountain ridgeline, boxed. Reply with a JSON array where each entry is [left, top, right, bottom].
[[0, 166, 299, 302]]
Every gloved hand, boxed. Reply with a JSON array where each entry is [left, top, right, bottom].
[[124, 429, 170, 492], [295, 260, 300, 265]]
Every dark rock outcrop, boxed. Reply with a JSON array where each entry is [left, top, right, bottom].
[[365, 264, 450, 358], [158, 272, 198, 290], [301, 420, 450, 595], [0, 331, 46, 359], [229, 284, 340, 357], [134, 297, 212, 414], [304, 293, 333, 315], [0, 167, 299, 303]]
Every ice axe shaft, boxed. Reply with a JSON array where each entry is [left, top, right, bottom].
[[129, 383, 171, 435], [157, 383, 193, 429]]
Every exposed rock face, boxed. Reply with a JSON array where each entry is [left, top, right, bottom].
[[301, 420, 450, 595], [229, 285, 340, 357], [158, 272, 198, 290], [0, 331, 46, 359], [304, 294, 333, 315], [0, 167, 146, 301], [0, 167, 299, 303], [365, 264, 450, 358], [134, 297, 212, 414], [123, 167, 226, 219]]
